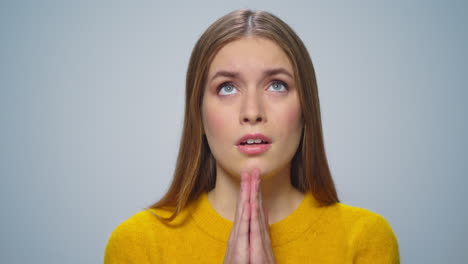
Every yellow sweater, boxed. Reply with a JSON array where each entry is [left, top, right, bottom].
[[105, 191, 399, 263]]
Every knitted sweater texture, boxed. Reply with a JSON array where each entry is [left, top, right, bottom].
[[105, 191, 399, 263]]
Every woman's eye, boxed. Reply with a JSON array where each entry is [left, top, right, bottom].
[[267, 81, 288, 92], [218, 83, 238, 95]]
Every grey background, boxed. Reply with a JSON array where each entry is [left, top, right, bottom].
[[1, 0, 466, 263]]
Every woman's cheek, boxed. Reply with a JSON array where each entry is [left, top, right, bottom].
[[203, 105, 229, 141], [287, 106, 302, 128], [273, 99, 301, 129]]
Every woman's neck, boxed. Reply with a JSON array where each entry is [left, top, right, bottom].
[[207, 165, 305, 224]]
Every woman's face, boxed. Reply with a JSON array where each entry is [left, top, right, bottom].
[[201, 36, 303, 179]]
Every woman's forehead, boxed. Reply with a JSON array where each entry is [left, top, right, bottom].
[[207, 36, 294, 79]]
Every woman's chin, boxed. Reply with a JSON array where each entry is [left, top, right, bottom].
[[239, 160, 265, 172], [238, 161, 281, 178]]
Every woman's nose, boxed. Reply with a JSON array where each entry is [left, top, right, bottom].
[[240, 91, 266, 125]]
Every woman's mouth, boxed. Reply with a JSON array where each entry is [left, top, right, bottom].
[[239, 139, 269, 145], [236, 133, 272, 155], [237, 143, 271, 155]]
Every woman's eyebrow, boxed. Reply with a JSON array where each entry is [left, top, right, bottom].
[[209, 67, 293, 83]]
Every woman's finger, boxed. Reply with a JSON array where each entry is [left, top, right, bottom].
[[236, 171, 251, 245], [249, 168, 276, 264], [223, 171, 251, 263], [254, 169, 269, 247], [263, 205, 269, 227], [257, 177, 271, 246], [234, 171, 251, 228], [249, 169, 262, 252]]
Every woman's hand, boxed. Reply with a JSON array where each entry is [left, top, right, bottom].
[[223, 169, 276, 264], [249, 168, 276, 263], [223, 170, 251, 263]]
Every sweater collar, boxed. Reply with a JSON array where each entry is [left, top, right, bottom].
[[188, 191, 326, 247]]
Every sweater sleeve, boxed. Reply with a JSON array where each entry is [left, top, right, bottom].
[[104, 218, 151, 264], [354, 213, 400, 264]]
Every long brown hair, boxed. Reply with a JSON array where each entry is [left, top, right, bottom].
[[149, 9, 339, 222]]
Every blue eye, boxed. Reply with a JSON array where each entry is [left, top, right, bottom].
[[218, 83, 238, 95], [267, 81, 288, 92]]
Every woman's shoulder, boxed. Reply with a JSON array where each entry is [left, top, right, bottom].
[[328, 202, 400, 261], [104, 207, 190, 263], [336, 203, 390, 228], [107, 206, 189, 239], [110, 208, 164, 234], [328, 202, 396, 235], [333, 202, 390, 224]]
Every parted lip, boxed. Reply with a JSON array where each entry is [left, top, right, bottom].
[[235, 133, 272, 146]]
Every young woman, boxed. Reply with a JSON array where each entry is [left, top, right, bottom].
[[105, 9, 400, 263]]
